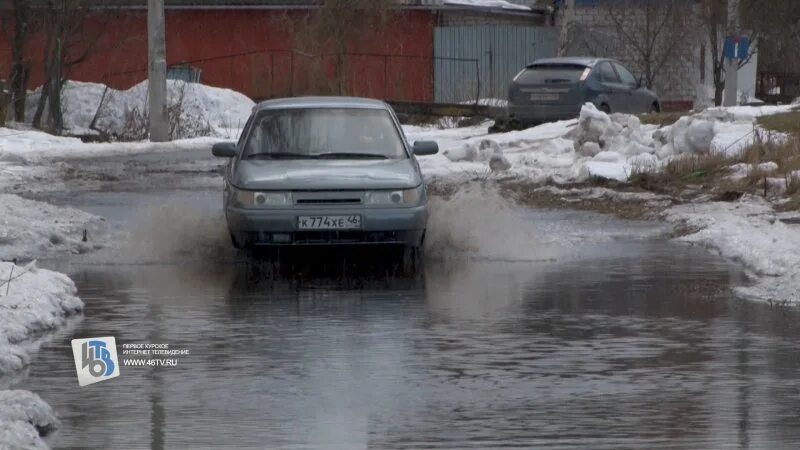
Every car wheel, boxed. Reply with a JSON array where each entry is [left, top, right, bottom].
[[401, 246, 422, 275], [230, 232, 243, 249], [599, 103, 611, 114], [649, 103, 660, 113]]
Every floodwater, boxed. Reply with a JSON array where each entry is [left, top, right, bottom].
[[15, 150, 800, 449]]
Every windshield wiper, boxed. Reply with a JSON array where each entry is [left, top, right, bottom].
[[315, 152, 388, 159], [246, 152, 317, 160]]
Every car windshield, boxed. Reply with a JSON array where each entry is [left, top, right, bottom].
[[243, 108, 407, 159], [517, 64, 587, 84]]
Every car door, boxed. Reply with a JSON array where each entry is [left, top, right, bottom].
[[596, 62, 628, 113], [613, 62, 646, 113]]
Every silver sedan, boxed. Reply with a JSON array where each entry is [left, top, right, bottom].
[[212, 97, 438, 262]]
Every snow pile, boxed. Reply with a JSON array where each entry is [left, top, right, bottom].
[[24, 81, 108, 136], [571, 103, 659, 181], [664, 197, 800, 303], [95, 79, 254, 138], [0, 261, 83, 376], [0, 391, 59, 450], [655, 105, 797, 158], [652, 115, 715, 157], [444, 0, 530, 11], [413, 102, 798, 185], [0, 194, 106, 260], [0, 126, 224, 162], [413, 103, 661, 184], [704, 104, 799, 122], [0, 128, 84, 159], [25, 80, 254, 138]]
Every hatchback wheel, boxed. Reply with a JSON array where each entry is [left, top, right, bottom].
[[230, 233, 243, 249], [649, 103, 660, 114], [401, 246, 422, 275], [599, 103, 611, 114]]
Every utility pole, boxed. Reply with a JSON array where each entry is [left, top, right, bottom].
[[148, 0, 169, 141], [723, 0, 740, 106]]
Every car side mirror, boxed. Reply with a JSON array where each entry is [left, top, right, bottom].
[[413, 140, 438, 156], [212, 142, 237, 158]]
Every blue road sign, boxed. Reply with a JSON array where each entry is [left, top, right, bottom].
[[724, 36, 751, 60]]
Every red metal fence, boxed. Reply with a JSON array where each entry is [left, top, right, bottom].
[[101, 48, 480, 104]]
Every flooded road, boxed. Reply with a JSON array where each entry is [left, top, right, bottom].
[[15, 151, 800, 449]]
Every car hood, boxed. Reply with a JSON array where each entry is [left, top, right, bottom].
[[232, 158, 422, 191]]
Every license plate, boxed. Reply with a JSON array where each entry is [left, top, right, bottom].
[[530, 93, 560, 102], [298, 215, 361, 230]]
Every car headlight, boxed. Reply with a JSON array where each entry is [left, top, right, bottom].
[[364, 186, 423, 206], [233, 188, 291, 207]]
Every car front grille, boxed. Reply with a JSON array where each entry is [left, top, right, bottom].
[[295, 198, 362, 205]]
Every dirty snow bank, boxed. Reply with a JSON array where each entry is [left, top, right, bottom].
[[25, 79, 254, 138], [0, 196, 94, 448], [413, 104, 657, 184], [0, 391, 59, 450], [0, 261, 82, 448], [0, 261, 82, 377], [24, 81, 108, 136], [0, 194, 106, 261], [0, 126, 221, 163], [445, 0, 529, 11], [413, 102, 795, 185], [664, 197, 800, 303]]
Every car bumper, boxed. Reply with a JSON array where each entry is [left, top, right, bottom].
[[226, 204, 428, 246], [508, 104, 583, 123]]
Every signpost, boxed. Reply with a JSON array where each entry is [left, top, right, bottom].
[[723, 0, 740, 107]]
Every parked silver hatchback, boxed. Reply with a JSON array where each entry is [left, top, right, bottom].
[[212, 97, 438, 258]]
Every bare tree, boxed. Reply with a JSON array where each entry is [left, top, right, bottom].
[[556, 0, 575, 57], [696, 0, 782, 106], [603, 0, 690, 90], [0, 0, 35, 122], [736, 0, 800, 101], [32, 0, 108, 132]]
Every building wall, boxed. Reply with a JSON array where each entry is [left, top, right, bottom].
[[564, 3, 703, 110], [434, 25, 558, 102], [0, 9, 435, 102], [564, 1, 759, 109]]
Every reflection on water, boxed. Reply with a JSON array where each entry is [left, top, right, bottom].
[[17, 185, 800, 449], [19, 240, 800, 450]]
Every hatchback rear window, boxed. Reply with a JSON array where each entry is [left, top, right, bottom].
[[515, 64, 588, 84]]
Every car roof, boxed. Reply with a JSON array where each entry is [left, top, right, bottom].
[[255, 96, 389, 111], [527, 57, 613, 68]]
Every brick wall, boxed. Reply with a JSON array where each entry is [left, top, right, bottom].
[[563, 3, 704, 109]]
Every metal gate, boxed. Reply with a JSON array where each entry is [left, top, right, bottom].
[[434, 25, 558, 103]]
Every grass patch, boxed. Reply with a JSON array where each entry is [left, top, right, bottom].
[[757, 110, 800, 135], [630, 131, 800, 200], [629, 152, 740, 195], [499, 180, 658, 220], [638, 111, 685, 127], [776, 194, 800, 212]]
